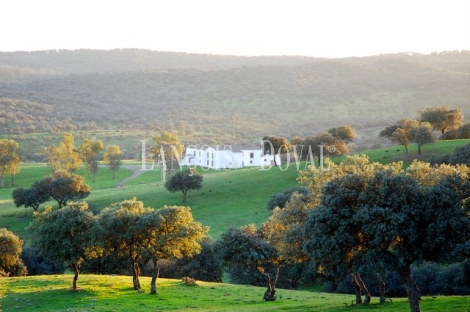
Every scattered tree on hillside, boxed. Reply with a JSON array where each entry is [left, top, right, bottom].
[[303, 170, 470, 312], [262, 136, 292, 166], [12, 182, 51, 212], [0, 228, 27, 277], [266, 186, 309, 210], [151, 131, 184, 180], [29, 202, 97, 290], [164, 169, 203, 202], [219, 225, 281, 301], [261, 193, 313, 289], [290, 136, 302, 146], [96, 198, 157, 290], [0, 139, 21, 187], [408, 122, 435, 154], [42, 133, 82, 172], [420, 107, 464, 139], [40, 171, 90, 208], [379, 118, 420, 155], [145, 206, 208, 294], [103, 144, 123, 179], [79, 138, 103, 182], [298, 132, 349, 165], [328, 125, 356, 143], [158, 236, 224, 283], [95, 199, 207, 293]]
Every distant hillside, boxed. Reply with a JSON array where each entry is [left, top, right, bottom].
[[1, 49, 469, 151]]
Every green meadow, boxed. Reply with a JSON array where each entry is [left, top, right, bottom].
[[1, 139, 469, 242], [1, 275, 469, 312], [1, 139, 470, 311]]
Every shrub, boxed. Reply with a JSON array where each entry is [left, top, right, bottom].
[[267, 186, 309, 210], [181, 276, 198, 286], [20, 247, 65, 276]]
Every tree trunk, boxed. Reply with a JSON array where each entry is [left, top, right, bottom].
[[182, 191, 187, 202], [112, 170, 116, 180], [418, 145, 422, 155], [0, 174, 4, 187], [354, 272, 371, 304], [402, 268, 422, 312], [405, 145, 409, 155], [441, 129, 445, 140], [72, 261, 79, 290], [351, 273, 363, 304], [150, 259, 159, 294], [132, 258, 141, 290], [377, 273, 386, 304], [262, 267, 279, 301], [11, 174, 15, 186]]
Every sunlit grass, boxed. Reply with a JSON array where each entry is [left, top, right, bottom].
[[1, 275, 468, 311]]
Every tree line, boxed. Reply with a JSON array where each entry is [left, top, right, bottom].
[[380, 107, 466, 155]]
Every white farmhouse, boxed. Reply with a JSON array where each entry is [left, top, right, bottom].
[[181, 145, 280, 170]]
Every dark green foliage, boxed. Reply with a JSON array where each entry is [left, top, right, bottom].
[[460, 123, 470, 139], [86, 202, 101, 215], [431, 142, 470, 167], [40, 171, 90, 208], [158, 237, 223, 283], [20, 247, 65, 276], [12, 181, 50, 211], [13, 172, 90, 210], [327, 262, 470, 297], [430, 153, 451, 165], [80, 253, 131, 275], [449, 143, 470, 166], [303, 170, 470, 311], [218, 225, 279, 287], [164, 169, 203, 202], [29, 202, 98, 290], [267, 186, 309, 210]]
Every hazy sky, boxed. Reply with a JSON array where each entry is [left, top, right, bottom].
[[1, 0, 469, 58]]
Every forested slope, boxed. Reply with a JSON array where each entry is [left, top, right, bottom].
[[1, 49, 469, 149]]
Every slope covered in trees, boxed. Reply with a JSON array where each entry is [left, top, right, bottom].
[[1, 50, 469, 149]]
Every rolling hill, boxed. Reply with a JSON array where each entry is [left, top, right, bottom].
[[1, 50, 469, 156]]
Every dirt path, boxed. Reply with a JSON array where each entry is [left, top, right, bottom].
[[115, 164, 150, 187]]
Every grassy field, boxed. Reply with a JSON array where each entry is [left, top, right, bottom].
[[86, 165, 299, 238], [1, 139, 469, 243], [347, 139, 470, 166], [0, 165, 133, 244], [1, 274, 469, 312], [1, 140, 470, 311]]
